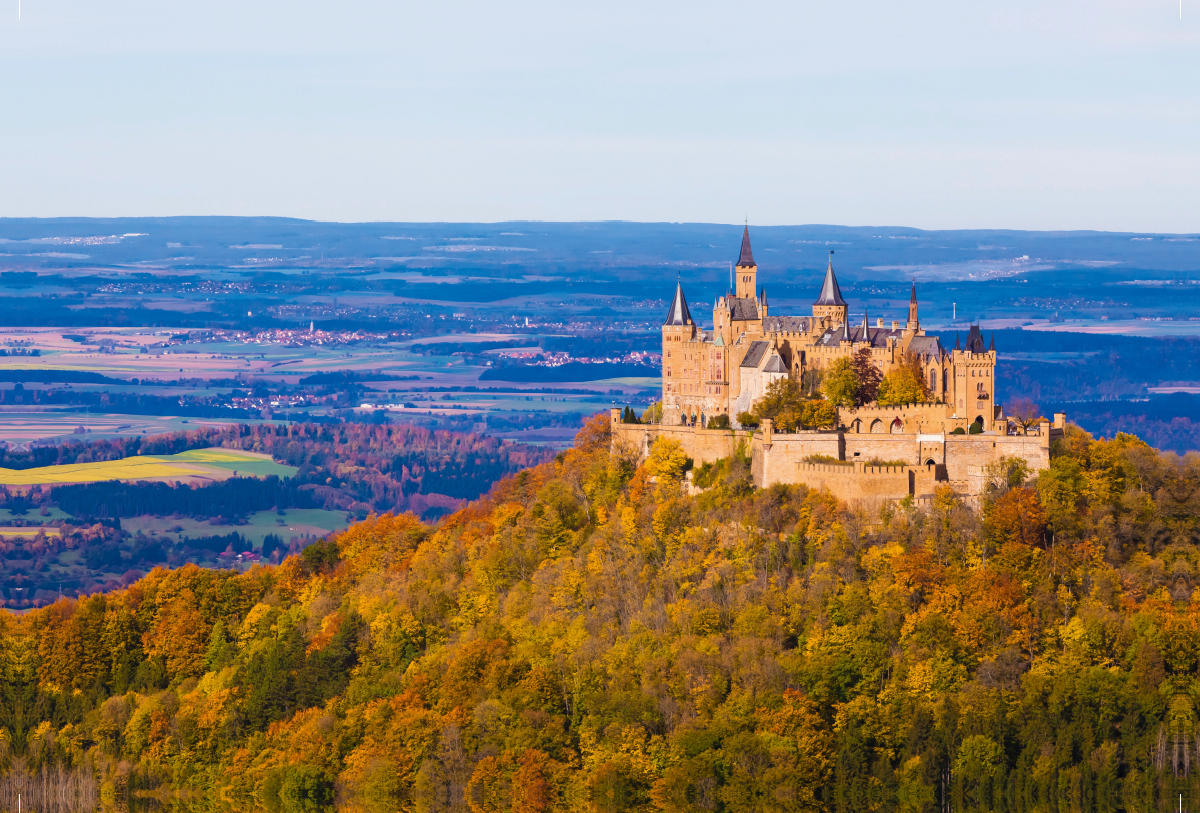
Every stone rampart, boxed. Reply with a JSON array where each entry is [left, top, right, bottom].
[[943, 432, 1049, 481], [609, 409, 749, 465], [783, 461, 938, 502]]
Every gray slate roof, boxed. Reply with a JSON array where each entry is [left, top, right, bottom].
[[663, 282, 693, 326], [814, 259, 847, 306], [737, 226, 755, 267], [740, 340, 770, 368], [727, 296, 760, 321], [908, 335, 944, 357], [762, 315, 810, 333], [762, 354, 788, 374]]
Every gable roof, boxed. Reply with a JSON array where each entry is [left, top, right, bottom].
[[740, 340, 770, 368], [663, 281, 693, 326], [814, 257, 847, 306], [762, 354, 788, 374], [737, 226, 755, 267]]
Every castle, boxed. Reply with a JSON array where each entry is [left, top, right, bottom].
[[614, 227, 1063, 503]]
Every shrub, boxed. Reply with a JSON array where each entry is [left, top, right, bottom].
[[802, 454, 853, 466], [737, 412, 760, 428], [707, 414, 730, 429]]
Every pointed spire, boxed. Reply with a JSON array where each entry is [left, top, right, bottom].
[[910, 279, 917, 303], [989, 333, 995, 352], [761, 291, 768, 308], [737, 225, 755, 267], [814, 252, 847, 306], [860, 310, 870, 342], [954, 332, 961, 351], [663, 281, 693, 326]]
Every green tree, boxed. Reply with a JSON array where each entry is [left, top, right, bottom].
[[822, 357, 860, 409]]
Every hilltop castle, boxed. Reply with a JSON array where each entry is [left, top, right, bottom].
[[614, 227, 1063, 504]]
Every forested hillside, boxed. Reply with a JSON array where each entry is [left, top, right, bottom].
[[2, 415, 1198, 812]]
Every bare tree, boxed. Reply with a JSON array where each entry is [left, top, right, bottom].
[[1005, 396, 1042, 432]]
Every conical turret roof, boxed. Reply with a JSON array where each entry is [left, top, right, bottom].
[[814, 255, 847, 306], [663, 281, 693, 326], [910, 279, 917, 303], [737, 225, 755, 267]]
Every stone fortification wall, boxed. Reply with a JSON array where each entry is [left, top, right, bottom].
[[778, 461, 938, 502], [609, 409, 749, 466], [844, 434, 926, 465], [611, 408, 1058, 503], [943, 432, 1050, 481], [752, 427, 842, 486]]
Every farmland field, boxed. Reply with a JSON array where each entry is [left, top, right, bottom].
[[0, 448, 295, 486]]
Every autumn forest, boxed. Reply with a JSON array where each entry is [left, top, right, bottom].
[[2, 413, 1198, 813]]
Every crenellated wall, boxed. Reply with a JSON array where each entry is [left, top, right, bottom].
[[609, 408, 1056, 505]]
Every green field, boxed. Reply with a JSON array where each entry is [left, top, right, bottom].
[[0, 448, 296, 486], [123, 508, 351, 548]]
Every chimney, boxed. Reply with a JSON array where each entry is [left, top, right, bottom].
[[892, 320, 899, 329]]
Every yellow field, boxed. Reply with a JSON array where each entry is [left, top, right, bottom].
[[0, 527, 62, 537], [0, 448, 285, 486]]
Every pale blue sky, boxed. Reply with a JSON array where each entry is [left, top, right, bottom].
[[0, 1, 1196, 230]]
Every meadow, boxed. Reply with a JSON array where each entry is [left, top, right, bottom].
[[0, 447, 294, 486]]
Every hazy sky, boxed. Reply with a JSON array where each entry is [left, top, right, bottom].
[[0, 1, 1197, 230]]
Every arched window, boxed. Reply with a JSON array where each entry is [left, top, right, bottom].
[[929, 370, 937, 392], [891, 418, 903, 434]]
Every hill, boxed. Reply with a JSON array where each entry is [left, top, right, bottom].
[[0, 414, 1193, 812]]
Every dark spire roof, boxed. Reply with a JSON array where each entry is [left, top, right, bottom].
[[761, 291, 768, 308], [954, 332, 961, 351], [989, 333, 995, 352], [663, 281, 693, 326], [736, 225, 755, 267], [910, 279, 917, 303], [860, 310, 870, 342], [966, 324, 986, 353], [814, 254, 847, 307]]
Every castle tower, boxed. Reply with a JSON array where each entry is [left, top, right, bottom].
[[812, 252, 848, 324], [950, 324, 996, 429], [907, 280, 919, 331], [735, 226, 757, 299], [662, 280, 695, 424]]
